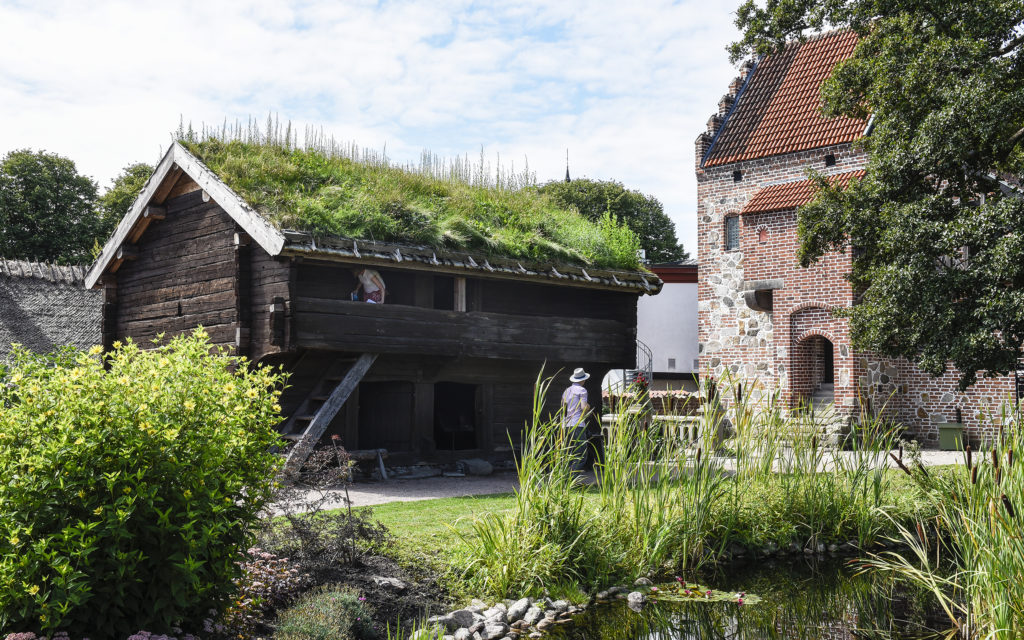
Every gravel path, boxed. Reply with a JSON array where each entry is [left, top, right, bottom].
[[287, 449, 966, 510]]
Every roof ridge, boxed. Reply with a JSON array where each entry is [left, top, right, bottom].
[[0, 258, 89, 285]]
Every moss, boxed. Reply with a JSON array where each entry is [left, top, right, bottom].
[[183, 140, 642, 270]]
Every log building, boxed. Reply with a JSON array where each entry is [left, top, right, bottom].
[[86, 143, 659, 466]]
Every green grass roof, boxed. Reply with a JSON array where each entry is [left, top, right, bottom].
[[183, 140, 642, 270]]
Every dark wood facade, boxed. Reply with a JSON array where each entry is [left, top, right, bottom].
[[91, 148, 652, 465]]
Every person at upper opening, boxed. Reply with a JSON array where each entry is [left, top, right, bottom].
[[352, 267, 386, 303], [561, 367, 591, 471]]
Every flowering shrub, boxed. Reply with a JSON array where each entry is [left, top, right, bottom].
[[0, 331, 285, 638], [217, 548, 310, 638], [273, 587, 376, 640]]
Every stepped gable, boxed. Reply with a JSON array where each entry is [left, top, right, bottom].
[[741, 170, 865, 214], [703, 30, 864, 168]]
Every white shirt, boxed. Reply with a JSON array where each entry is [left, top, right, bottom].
[[358, 269, 382, 294]]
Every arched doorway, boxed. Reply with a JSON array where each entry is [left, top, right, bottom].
[[795, 334, 834, 408]]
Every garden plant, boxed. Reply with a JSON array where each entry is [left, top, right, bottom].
[[0, 331, 285, 638]]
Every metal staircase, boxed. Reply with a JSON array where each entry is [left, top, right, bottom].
[[282, 353, 377, 474]]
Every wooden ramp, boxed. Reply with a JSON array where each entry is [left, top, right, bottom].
[[282, 353, 377, 474]]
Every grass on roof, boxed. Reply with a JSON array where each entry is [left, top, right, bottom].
[[183, 139, 642, 270]]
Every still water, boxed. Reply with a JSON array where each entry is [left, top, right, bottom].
[[552, 557, 953, 640]]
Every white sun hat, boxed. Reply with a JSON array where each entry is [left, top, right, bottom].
[[569, 367, 590, 382]]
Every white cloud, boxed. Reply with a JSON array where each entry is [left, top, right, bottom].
[[0, 0, 742, 255]]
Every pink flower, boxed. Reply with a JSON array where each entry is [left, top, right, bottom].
[[684, 589, 691, 595], [705, 590, 712, 597], [651, 587, 658, 592], [358, 596, 367, 602]]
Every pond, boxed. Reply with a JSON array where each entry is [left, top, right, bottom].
[[549, 557, 954, 640]]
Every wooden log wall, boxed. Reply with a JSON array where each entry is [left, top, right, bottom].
[[113, 189, 239, 347]]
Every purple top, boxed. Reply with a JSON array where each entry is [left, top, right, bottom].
[[562, 384, 589, 427]]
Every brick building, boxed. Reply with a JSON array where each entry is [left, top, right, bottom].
[[695, 30, 1017, 446]]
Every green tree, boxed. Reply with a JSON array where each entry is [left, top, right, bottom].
[[538, 178, 688, 263], [731, 1, 1024, 389], [96, 162, 153, 234], [0, 149, 104, 264]]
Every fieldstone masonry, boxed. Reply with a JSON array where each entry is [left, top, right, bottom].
[[696, 38, 1016, 447]]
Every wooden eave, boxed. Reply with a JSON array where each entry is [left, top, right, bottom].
[[279, 232, 662, 294], [86, 142, 661, 295]]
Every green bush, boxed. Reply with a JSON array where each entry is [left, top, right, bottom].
[[0, 330, 285, 638], [274, 587, 376, 640]]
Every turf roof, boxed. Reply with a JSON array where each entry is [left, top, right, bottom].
[[183, 140, 642, 271]]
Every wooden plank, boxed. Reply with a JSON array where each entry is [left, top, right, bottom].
[[285, 353, 378, 473], [143, 205, 167, 220], [117, 244, 139, 261], [454, 277, 467, 312]]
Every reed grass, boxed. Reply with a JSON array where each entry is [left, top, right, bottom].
[[458, 369, 927, 601], [861, 399, 1024, 639]]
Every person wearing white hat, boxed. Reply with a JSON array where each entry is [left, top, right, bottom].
[[561, 367, 591, 471]]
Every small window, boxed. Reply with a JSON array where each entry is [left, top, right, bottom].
[[733, 170, 743, 182], [725, 216, 740, 250], [824, 154, 836, 167], [758, 227, 769, 244], [667, 358, 676, 370]]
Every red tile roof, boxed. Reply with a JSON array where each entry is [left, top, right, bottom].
[[704, 30, 865, 168], [742, 170, 865, 214]]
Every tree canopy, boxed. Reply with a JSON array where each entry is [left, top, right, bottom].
[[97, 162, 153, 232], [0, 149, 104, 265], [538, 178, 688, 264], [733, 0, 1024, 389]]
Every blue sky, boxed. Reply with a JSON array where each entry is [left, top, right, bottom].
[[0, 0, 743, 256]]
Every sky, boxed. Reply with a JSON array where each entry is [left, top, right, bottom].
[[0, 0, 743, 257]]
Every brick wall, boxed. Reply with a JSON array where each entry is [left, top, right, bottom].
[[696, 142, 1017, 444]]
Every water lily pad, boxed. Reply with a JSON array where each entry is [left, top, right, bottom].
[[644, 581, 760, 606]]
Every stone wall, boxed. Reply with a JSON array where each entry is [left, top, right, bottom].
[[695, 123, 1017, 444]]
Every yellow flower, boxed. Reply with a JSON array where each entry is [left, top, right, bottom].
[[246, 388, 258, 399], [184, 400, 196, 411], [77, 490, 85, 499], [74, 438, 84, 445], [272, 404, 282, 413], [10, 373, 22, 384], [123, 486, 131, 494], [89, 345, 104, 356], [112, 340, 122, 349], [118, 376, 130, 386], [158, 357, 170, 367], [93, 507, 103, 515], [9, 536, 19, 546], [27, 585, 39, 596], [183, 489, 192, 499]]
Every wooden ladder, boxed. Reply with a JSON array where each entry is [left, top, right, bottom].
[[282, 353, 378, 474]]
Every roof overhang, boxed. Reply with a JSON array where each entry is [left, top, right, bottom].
[[280, 232, 662, 294], [84, 142, 286, 289]]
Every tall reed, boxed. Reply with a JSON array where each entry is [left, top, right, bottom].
[[863, 399, 1024, 639]]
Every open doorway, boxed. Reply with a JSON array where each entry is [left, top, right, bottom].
[[434, 382, 478, 450]]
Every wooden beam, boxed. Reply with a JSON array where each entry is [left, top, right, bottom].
[[284, 353, 378, 474], [116, 244, 139, 261], [143, 205, 167, 220], [454, 277, 467, 312]]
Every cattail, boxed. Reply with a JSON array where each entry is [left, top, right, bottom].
[[1009, 448, 1014, 468], [971, 464, 978, 485], [993, 448, 1000, 469], [915, 522, 926, 545], [812, 435, 818, 450], [996, 467, 1002, 486], [696, 447, 702, 466], [1002, 493, 1016, 518], [966, 445, 972, 470], [899, 444, 904, 462]]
